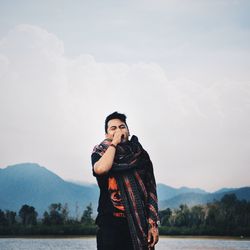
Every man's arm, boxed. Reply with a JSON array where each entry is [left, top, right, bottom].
[[93, 130, 124, 175], [93, 143, 116, 175]]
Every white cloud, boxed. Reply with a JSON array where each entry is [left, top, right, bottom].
[[0, 24, 249, 191]]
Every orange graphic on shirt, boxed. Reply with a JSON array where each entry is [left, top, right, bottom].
[[108, 176, 125, 212]]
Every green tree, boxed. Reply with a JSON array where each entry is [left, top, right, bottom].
[[42, 203, 70, 225], [174, 204, 191, 227], [19, 204, 37, 225], [159, 208, 172, 226], [5, 210, 16, 225], [0, 209, 7, 225], [48, 203, 64, 225], [62, 203, 69, 223], [219, 194, 239, 231], [42, 211, 50, 225], [81, 203, 94, 225], [190, 205, 205, 227]]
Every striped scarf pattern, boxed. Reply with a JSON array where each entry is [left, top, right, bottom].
[[92, 135, 159, 250]]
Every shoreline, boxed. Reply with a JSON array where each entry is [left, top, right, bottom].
[[159, 235, 250, 241], [0, 235, 249, 241]]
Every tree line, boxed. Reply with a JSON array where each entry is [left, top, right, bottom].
[[0, 203, 95, 235], [0, 194, 249, 236], [159, 193, 250, 236]]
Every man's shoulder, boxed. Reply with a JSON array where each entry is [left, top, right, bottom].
[[91, 143, 99, 154], [91, 151, 101, 164], [91, 139, 111, 154]]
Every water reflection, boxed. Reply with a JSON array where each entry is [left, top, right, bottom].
[[0, 236, 249, 250]]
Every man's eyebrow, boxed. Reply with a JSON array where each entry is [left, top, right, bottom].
[[110, 124, 126, 128]]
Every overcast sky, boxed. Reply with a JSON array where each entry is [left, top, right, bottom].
[[0, 0, 249, 192]]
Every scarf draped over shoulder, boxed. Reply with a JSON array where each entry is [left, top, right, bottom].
[[92, 135, 160, 250]]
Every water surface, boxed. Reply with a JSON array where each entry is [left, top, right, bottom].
[[0, 236, 249, 250]]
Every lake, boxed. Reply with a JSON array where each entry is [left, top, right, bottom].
[[0, 236, 250, 250]]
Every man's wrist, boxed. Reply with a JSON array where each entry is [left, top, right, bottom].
[[148, 219, 160, 229], [111, 141, 118, 147], [110, 143, 117, 149]]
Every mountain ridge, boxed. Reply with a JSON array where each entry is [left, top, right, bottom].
[[1, 163, 249, 217], [0, 163, 99, 217]]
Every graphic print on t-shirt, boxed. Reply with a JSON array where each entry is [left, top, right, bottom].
[[108, 176, 125, 217]]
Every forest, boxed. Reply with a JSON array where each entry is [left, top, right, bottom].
[[0, 194, 249, 237]]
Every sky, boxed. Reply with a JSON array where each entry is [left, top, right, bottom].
[[0, 0, 250, 192]]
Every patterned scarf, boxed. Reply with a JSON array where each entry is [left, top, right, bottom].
[[93, 135, 159, 250]]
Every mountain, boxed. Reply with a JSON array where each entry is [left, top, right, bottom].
[[213, 187, 239, 193], [0, 163, 99, 217], [160, 187, 250, 209], [157, 183, 207, 201], [1, 163, 249, 217]]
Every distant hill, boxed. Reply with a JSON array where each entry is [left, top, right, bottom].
[[0, 163, 249, 217], [0, 163, 99, 217], [157, 183, 207, 201], [213, 187, 238, 193], [159, 187, 250, 209]]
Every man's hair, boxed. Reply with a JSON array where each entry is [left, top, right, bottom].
[[105, 111, 128, 133]]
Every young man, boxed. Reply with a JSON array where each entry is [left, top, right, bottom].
[[91, 111, 160, 250]]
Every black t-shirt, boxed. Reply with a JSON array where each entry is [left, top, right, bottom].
[[91, 152, 126, 226], [91, 153, 113, 215]]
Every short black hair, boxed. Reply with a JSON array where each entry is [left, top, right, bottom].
[[105, 111, 128, 133]]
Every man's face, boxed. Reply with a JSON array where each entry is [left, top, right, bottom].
[[105, 119, 130, 141]]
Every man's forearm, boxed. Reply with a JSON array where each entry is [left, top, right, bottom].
[[94, 144, 116, 175]]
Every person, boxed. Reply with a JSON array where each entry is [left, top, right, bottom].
[[91, 111, 160, 250]]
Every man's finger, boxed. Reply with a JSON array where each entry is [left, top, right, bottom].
[[155, 235, 159, 245], [150, 232, 158, 247], [150, 235, 156, 247], [147, 231, 151, 243]]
